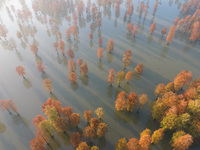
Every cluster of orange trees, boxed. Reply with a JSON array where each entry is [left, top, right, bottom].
[[152, 70, 200, 149], [115, 91, 148, 113], [115, 128, 164, 150], [30, 98, 107, 150]]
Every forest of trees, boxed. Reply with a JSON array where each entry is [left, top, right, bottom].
[[0, 0, 199, 150]]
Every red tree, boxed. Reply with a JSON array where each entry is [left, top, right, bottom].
[[166, 25, 176, 45], [97, 47, 103, 61], [135, 63, 143, 74], [161, 27, 167, 37], [107, 39, 114, 53], [69, 72, 77, 83], [30, 43, 38, 55], [67, 48, 74, 59], [150, 23, 156, 34], [80, 62, 88, 76], [127, 23, 134, 32], [70, 132, 81, 147], [108, 69, 115, 86], [37, 62, 45, 73], [16, 66, 26, 79]]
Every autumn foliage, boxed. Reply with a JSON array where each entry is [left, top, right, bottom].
[[166, 25, 176, 44], [80, 62, 88, 76], [16, 65, 26, 78], [150, 23, 156, 34], [108, 69, 115, 86], [84, 110, 92, 122], [43, 78, 53, 93], [135, 63, 143, 74], [97, 47, 103, 61], [70, 132, 81, 147], [107, 39, 114, 53], [69, 72, 77, 83]]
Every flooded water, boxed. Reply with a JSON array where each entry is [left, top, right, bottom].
[[0, 0, 199, 149]]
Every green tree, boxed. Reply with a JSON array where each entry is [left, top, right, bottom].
[[115, 137, 127, 150], [161, 114, 177, 130]]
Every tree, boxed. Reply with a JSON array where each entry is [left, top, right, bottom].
[[66, 29, 71, 40], [84, 110, 92, 122], [172, 134, 193, 150], [170, 131, 186, 145], [123, 50, 131, 69], [90, 118, 99, 129], [58, 32, 62, 39], [0, 99, 15, 114], [70, 113, 80, 127], [151, 128, 164, 144], [37, 62, 45, 73], [140, 128, 151, 137], [69, 72, 77, 83], [33, 115, 46, 128], [115, 137, 127, 150], [70, 132, 81, 147], [107, 39, 114, 53], [91, 146, 99, 150], [76, 142, 90, 150], [98, 37, 103, 46], [126, 92, 137, 112], [190, 21, 200, 42], [165, 82, 174, 92], [89, 32, 93, 40], [53, 42, 59, 52], [77, 58, 83, 67], [97, 47, 103, 61], [43, 78, 53, 93], [161, 27, 167, 37], [30, 136, 45, 150], [84, 126, 95, 142], [108, 69, 115, 86], [160, 114, 177, 130], [116, 71, 125, 87], [59, 40, 65, 55], [30, 43, 38, 55], [132, 26, 139, 38], [174, 70, 192, 90], [16, 31, 22, 40], [176, 113, 190, 130], [53, 117, 67, 133], [187, 99, 200, 115], [154, 83, 166, 99], [16, 65, 26, 79], [38, 120, 53, 137], [97, 123, 108, 138], [126, 138, 140, 150], [80, 62, 88, 76], [115, 91, 127, 111], [177, 19, 185, 30], [135, 63, 143, 74], [125, 71, 133, 83], [67, 48, 75, 59], [150, 23, 156, 34], [95, 107, 104, 119], [62, 106, 73, 121], [174, 17, 179, 25], [127, 23, 133, 32], [166, 25, 176, 45], [68, 59, 76, 72], [139, 135, 151, 150], [137, 94, 148, 112], [44, 106, 59, 123]]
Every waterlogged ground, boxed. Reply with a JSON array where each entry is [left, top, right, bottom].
[[0, 0, 200, 149]]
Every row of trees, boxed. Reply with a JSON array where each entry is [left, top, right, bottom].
[[115, 91, 148, 113]]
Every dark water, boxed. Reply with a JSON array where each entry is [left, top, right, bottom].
[[0, 0, 199, 149]]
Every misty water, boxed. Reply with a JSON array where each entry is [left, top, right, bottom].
[[0, 0, 199, 149]]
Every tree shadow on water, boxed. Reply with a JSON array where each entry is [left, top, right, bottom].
[[70, 82, 79, 91], [23, 78, 32, 89]]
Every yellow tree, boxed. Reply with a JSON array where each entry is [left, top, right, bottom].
[[95, 107, 104, 119], [116, 71, 125, 87], [137, 94, 148, 113], [43, 78, 53, 93], [151, 128, 164, 144]]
